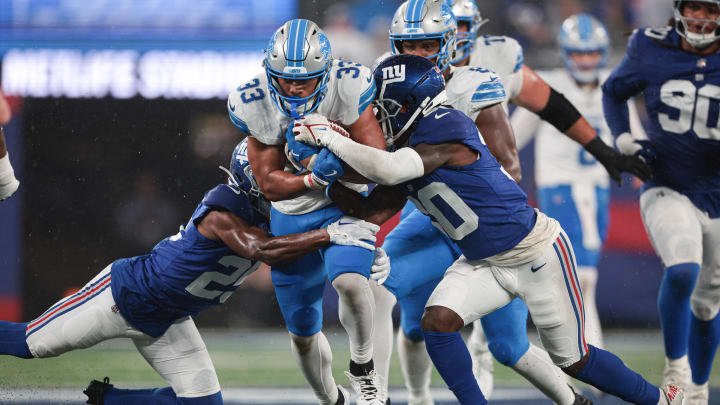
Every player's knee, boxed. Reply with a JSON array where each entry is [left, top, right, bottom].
[[421, 306, 464, 333], [488, 340, 527, 367], [401, 322, 424, 342], [663, 263, 700, 296], [331, 273, 368, 300], [691, 289, 720, 321], [289, 332, 318, 355]]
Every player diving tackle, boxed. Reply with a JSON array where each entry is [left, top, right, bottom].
[[0, 139, 381, 405]]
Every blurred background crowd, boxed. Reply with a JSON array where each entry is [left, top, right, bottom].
[[0, 0, 674, 332]]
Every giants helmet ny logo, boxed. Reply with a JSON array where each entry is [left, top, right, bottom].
[[380, 64, 406, 98]]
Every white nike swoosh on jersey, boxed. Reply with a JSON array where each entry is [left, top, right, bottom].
[[435, 112, 450, 119]]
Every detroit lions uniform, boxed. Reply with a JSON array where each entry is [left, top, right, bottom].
[[603, 26, 720, 390], [466, 35, 525, 103], [25, 184, 264, 399], [227, 60, 377, 337]]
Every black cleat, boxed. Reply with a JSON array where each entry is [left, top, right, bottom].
[[83, 377, 113, 405], [570, 385, 593, 405]]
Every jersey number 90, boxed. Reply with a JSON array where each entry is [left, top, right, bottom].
[[659, 80, 720, 140]]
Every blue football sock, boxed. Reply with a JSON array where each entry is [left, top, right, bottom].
[[574, 345, 659, 405], [688, 312, 720, 384], [658, 263, 700, 359], [423, 331, 487, 405], [0, 321, 32, 358], [104, 387, 222, 405]]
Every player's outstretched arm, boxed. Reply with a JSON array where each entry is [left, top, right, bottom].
[[197, 210, 377, 265], [474, 103, 521, 183], [327, 182, 407, 226], [340, 105, 388, 183]]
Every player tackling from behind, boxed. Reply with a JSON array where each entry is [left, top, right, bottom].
[[603, 1, 720, 404], [0, 139, 380, 405]]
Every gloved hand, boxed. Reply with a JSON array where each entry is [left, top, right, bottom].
[[615, 132, 657, 164], [310, 149, 345, 187], [292, 113, 350, 148], [0, 152, 19, 202], [326, 216, 379, 251], [584, 137, 652, 186], [370, 247, 390, 285], [285, 124, 319, 171]]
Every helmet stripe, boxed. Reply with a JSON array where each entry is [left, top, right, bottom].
[[578, 14, 592, 42], [286, 19, 299, 66], [295, 19, 309, 67], [406, 0, 426, 28]]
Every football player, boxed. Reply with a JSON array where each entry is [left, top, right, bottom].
[[227, 19, 388, 405], [0, 139, 380, 405], [0, 88, 19, 201], [294, 53, 684, 405], [602, 1, 720, 403], [367, 1, 650, 404], [510, 13, 647, 362]]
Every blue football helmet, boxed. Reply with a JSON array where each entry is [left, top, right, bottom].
[[673, 0, 720, 48], [447, 0, 487, 64], [223, 138, 271, 222], [389, 0, 458, 71], [558, 14, 609, 83], [373, 54, 447, 147], [264, 19, 333, 119]]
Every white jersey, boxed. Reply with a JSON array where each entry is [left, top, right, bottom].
[[510, 68, 644, 188], [228, 60, 374, 215], [467, 35, 524, 102], [446, 66, 506, 120]]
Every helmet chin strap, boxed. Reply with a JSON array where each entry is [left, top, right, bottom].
[[387, 90, 449, 146]]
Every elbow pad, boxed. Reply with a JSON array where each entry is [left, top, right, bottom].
[[537, 88, 582, 133]]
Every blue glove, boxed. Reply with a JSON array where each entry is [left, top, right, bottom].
[[285, 125, 319, 170], [634, 139, 657, 164], [311, 149, 345, 187]]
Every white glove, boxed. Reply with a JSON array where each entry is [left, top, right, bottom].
[[615, 132, 642, 155], [292, 113, 349, 148], [370, 247, 390, 285], [326, 216, 379, 251], [0, 153, 19, 202]]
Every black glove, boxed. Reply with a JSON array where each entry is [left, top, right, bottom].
[[584, 137, 652, 186]]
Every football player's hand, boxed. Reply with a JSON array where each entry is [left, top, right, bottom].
[[285, 125, 319, 171], [310, 149, 344, 187], [370, 247, 390, 285], [326, 216, 380, 251], [584, 137, 652, 186], [0, 173, 19, 202], [292, 113, 349, 148], [615, 132, 656, 163]]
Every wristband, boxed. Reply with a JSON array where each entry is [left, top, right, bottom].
[[303, 174, 324, 190]]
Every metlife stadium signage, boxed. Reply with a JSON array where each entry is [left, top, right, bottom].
[[0, 0, 297, 99]]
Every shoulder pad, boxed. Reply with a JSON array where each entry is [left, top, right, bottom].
[[477, 35, 524, 73], [410, 109, 477, 147], [202, 184, 255, 223], [227, 74, 287, 145], [328, 61, 377, 125], [629, 26, 675, 55], [447, 67, 505, 116]]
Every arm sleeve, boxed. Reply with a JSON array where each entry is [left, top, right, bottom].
[[324, 135, 425, 185], [601, 31, 647, 137], [509, 106, 542, 150]]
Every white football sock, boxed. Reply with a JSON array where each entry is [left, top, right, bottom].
[[289, 332, 338, 405], [512, 344, 574, 405], [397, 329, 433, 402], [577, 266, 603, 349], [333, 273, 375, 365], [369, 282, 397, 396], [468, 321, 494, 398]]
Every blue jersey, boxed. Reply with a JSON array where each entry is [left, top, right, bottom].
[[603, 27, 720, 217], [399, 108, 537, 260], [110, 184, 266, 337]]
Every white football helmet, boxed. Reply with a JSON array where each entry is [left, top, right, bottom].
[[447, 0, 487, 64], [673, 0, 720, 48], [264, 19, 333, 119], [389, 0, 457, 70], [558, 14, 609, 83]]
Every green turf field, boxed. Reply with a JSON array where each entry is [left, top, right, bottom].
[[1, 329, 717, 389]]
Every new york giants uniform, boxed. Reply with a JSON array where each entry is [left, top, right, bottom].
[[603, 26, 720, 388], [401, 108, 588, 367], [24, 184, 263, 398], [227, 60, 376, 336]]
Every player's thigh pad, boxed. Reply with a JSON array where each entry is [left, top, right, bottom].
[[538, 184, 609, 267], [382, 209, 460, 299], [133, 316, 220, 398], [692, 215, 720, 320], [640, 187, 703, 267], [425, 256, 513, 325], [25, 266, 144, 358], [480, 298, 530, 366], [323, 244, 373, 280], [516, 231, 588, 368]]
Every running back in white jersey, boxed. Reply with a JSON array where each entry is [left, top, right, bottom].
[[446, 66, 507, 120], [228, 60, 374, 214], [511, 68, 645, 187], [467, 35, 525, 101]]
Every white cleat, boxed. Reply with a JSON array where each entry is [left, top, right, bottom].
[[662, 356, 691, 390], [661, 384, 685, 405], [469, 341, 494, 399], [336, 385, 350, 405], [345, 370, 384, 405], [686, 382, 709, 405]]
